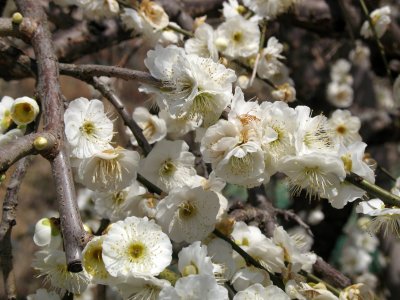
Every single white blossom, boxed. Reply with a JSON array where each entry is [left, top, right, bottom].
[[215, 15, 260, 58], [78, 147, 140, 192], [155, 186, 220, 243], [360, 6, 391, 39], [159, 274, 228, 300], [64, 97, 114, 159], [102, 216, 172, 278]]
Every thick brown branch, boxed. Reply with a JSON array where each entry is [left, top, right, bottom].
[[0, 157, 32, 300], [0, 131, 55, 174], [52, 19, 134, 63], [15, 0, 86, 272], [51, 148, 88, 272], [59, 63, 161, 87]]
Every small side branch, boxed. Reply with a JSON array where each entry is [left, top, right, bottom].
[[0, 157, 32, 300], [345, 172, 400, 207], [89, 77, 152, 156]]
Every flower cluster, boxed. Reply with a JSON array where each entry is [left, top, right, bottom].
[[21, 0, 400, 299]]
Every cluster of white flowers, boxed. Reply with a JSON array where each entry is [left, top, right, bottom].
[[337, 217, 382, 293], [22, 0, 400, 299], [327, 59, 354, 108]]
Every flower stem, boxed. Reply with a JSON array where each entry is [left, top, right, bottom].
[[166, 23, 193, 37], [345, 172, 400, 207], [299, 271, 341, 296]]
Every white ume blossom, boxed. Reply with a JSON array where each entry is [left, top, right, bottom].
[[185, 23, 219, 62], [10, 96, 39, 126], [233, 283, 290, 300], [32, 249, 90, 294], [27, 289, 61, 300], [77, 0, 119, 20], [243, 0, 296, 20], [93, 181, 148, 221], [102, 216, 172, 279], [327, 82, 354, 108], [117, 275, 170, 300], [159, 109, 200, 139], [142, 45, 236, 125], [159, 274, 228, 299], [327, 59, 354, 108], [231, 266, 271, 291], [82, 236, 114, 285], [272, 226, 317, 273], [356, 199, 400, 236], [215, 15, 260, 58], [360, 6, 391, 39], [0, 96, 14, 133], [33, 218, 62, 249], [257, 37, 285, 80], [64, 97, 114, 159], [78, 147, 140, 192], [231, 221, 285, 273], [156, 186, 220, 243], [128, 106, 166, 145], [327, 109, 361, 146], [280, 153, 345, 200], [140, 139, 197, 192], [349, 40, 371, 69], [178, 242, 214, 277], [329, 142, 374, 209]]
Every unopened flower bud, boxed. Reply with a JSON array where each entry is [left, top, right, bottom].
[[271, 83, 296, 103], [215, 217, 235, 236], [215, 37, 228, 52], [237, 75, 250, 89], [33, 136, 48, 151], [12, 12, 23, 24], [236, 5, 247, 15], [10, 96, 39, 125]]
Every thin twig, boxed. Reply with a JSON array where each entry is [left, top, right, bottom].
[[0, 157, 32, 300], [90, 77, 152, 156], [275, 208, 314, 237], [377, 165, 397, 182], [213, 229, 283, 287]]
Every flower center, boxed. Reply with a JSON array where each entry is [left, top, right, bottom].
[[341, 154, 353, 173], [142, 121, 156, 139], [182, 263, 199, 276], [178, 201, 197, 219], [112, 191, 126, 206], [159, 159, 176, 177], [128, 242, 147, 261], [336, 125, 347, 135], [233, 31, 243, 43], [229, 154, 254, 175], [80, 120, 96, 136]]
